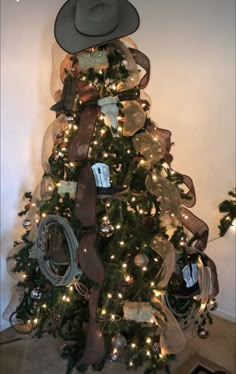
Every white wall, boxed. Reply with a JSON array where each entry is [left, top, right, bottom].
[[1, 0, 235, 330]]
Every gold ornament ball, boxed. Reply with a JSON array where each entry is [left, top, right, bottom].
[[134, 254, 149, 267]]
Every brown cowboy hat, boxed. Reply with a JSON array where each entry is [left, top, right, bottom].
[[54, 0, 140, 54]]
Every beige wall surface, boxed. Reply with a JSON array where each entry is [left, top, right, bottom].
[[1, 0, 235, 330]]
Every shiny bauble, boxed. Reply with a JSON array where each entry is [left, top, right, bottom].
[[30, 288, 42, 300], [22, 218, 32, 231], [111, 333, 127, 350], [198, 326, 209, 339], [100, 223, 115, 238], [65, 115, 75, 124], [110, 351, 119, 363], [134, 254, 149, 268], [152, 342, 160, 354]]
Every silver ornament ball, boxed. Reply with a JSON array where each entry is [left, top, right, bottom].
[[22, 218, 32, 231], [111, 333, 127, 350], [134, 254, 149, 267], [198, 326, 209, 339], [100, 223, 115, 238], [65, 115, 75, 124], [30, 288, 42, 300]]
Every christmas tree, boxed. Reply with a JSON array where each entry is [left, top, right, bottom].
[[3, 1, 220, 373]]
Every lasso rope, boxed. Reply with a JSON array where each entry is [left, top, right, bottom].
[[31, 215, 81, 286]]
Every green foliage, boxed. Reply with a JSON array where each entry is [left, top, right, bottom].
[[218, 188, 236, 236]]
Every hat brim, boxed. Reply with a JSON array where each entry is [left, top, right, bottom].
[[54, 0, 140, 54]]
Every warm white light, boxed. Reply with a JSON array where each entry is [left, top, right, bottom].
[[101, 309, 106, 315], [146, 350, 151, 357], [146, 337, 152, 344], [42, 304, 47, 309], [139, 209, 144, 214], [131, 343, 136, 348], [118, 293, 123, 299], [124, 274, 131, 282], [93, 140, 98, 145], [150, 282, 155, 287], [129, 361, 133, 367], [62, 295, 67, 301], [107, 293, 112, 299], [118, 126, 123, 132], [103, 216, 108, 221], [33, 318, 38, 324], [41, 213, 47, 218], [110, 255, 115, 260], [69, 286, 73, 291], [100, 129, 106, 135], [127, 150, 131, 154], [116, 224, 121, 229], [131, 197, 136, 202], [153, 290, 162, 297], [120, 241, 125, 246], [122, 263, 128, 269], [104, 153, 108, 158], [232, 219, 236, 231], [142, 266, 147, 271]]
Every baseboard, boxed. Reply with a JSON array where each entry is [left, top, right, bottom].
[[0, 320, 10, 332], [212, 309, 236, 323]]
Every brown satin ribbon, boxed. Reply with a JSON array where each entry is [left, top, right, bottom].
[[65, 74, 105, 366]]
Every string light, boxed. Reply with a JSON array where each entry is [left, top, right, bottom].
[[146, 350, 151, 357], [116, 224, 121, 229], [42, 304, 47, 309], [146, 337, 152, 344], [153, 290, 162, 297], [142, 266, 147, 271], [120, 241, 125, 246], [118, 293, 123, 299], [131, 343, 136, 348], [110, 255, 115, 260], [107, 293, 112, 299], [122, 263, 128, 269], [33, 318, 38, 325], [129, 361, 133, 367], [101, 309, 106, 315]]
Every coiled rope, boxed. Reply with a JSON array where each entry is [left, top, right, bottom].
[[31, 215, 82, 286]]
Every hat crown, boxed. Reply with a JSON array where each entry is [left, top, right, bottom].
[[75, 0, 119, 36]]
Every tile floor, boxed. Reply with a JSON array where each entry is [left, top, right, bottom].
[[0, 315, 235, 374]]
